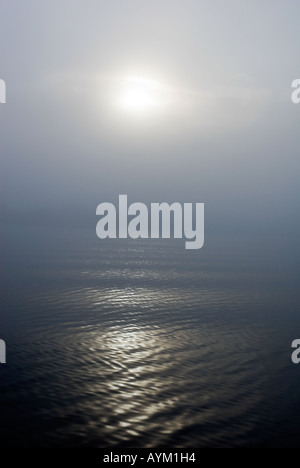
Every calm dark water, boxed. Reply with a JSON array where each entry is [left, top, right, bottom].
[[0, 224, 300, 447]]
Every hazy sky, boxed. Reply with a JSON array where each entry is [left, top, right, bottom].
[[0, 0, 299, 233]]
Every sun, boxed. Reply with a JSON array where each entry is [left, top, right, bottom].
[[118, 76, 164, 114], [122, 87, 154, 110]]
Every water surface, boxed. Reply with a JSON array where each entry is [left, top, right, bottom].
[[0, 225, 299, 447]]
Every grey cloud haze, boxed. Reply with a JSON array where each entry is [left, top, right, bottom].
[[0, 0, 299, 234]]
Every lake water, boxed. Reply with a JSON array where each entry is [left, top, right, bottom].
[[0, 225, 300, 447]]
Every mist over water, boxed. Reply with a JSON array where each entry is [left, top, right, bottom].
[[1, 225, 299, 447], [1, 1, 300, 448]]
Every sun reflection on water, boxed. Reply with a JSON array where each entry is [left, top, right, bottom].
[[45, 281, 272, 447]]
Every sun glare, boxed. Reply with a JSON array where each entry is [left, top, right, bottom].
[[118, 77, 165, 114]]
